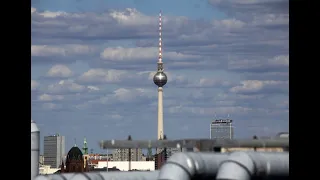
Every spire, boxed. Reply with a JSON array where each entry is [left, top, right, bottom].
[[74, 138, 77, 147], [82, 137, 88, 154], [158, 10, 162, 64]]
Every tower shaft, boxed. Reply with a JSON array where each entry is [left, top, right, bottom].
[[157, 87, 164, 140]]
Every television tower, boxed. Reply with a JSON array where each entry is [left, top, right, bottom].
[[153, 10, 167, 140]]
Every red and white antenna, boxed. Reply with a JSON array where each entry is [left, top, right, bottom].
[[158, 10, 162, 63]]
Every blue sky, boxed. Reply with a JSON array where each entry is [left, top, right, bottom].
[[31, 0, 289, 154]]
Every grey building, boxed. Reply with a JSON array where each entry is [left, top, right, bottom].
[[43, 134, 65, 168], [112, 148, 143, 161], [210, 119, 234, 139]]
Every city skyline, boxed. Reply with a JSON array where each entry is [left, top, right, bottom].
[[31, 0, 289, 152]]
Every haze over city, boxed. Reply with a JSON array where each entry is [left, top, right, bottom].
[[31, 0, 289, 153]]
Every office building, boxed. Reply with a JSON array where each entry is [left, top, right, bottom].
[[43, 134, 65, 168], [210, 119, 234, 139], [112, 148, 143, 161]]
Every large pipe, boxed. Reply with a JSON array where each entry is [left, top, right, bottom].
[[31, 120, 40, 180], [216, 151, 289, 180], [34, 171, 160, 180], [158, 152, 228, 180]]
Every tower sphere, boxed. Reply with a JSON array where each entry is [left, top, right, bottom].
[[153, 72, 167, 87]]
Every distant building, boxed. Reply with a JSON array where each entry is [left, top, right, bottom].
[[112, 148, 143, 161], [97, 161, 155, 171], [39, 165, 60, 175], [39, 155, 44, 165], [60, 146, 89, 173], [43, 134, 65, 168], [210, 119, 234, 139]]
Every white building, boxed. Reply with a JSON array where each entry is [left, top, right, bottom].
[[97, 161, 155, 171], [39, 165, 60, 175]]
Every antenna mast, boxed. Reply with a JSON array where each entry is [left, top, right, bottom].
[[158, 10, 163, 71]]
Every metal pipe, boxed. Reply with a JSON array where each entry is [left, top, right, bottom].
[[31, 120, 40, 180], [157, 152, 228, 180], [35, 171, 160, 180], [216, 151, 289, 180]]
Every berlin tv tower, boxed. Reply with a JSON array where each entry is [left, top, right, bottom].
[[153, 10, 167, 140]]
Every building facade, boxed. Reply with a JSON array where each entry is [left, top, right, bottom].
[[210, 119, 234, 139], [60, 146, 89, 173], [97, 161, 155, 171], [112, 148, 143, 161], [43, 134, 65, 168]]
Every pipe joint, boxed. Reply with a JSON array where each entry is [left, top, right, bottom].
[[217, 151, 255, 180]]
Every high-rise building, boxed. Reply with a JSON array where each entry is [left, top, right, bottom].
[[210, 119, 234, 139], [112, 148, 143, 161], [43, 134, 65, 168]]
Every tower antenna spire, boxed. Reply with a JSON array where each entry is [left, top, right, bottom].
[[158, 10, 162, 64]]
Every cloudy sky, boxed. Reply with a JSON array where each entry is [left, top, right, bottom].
[[31, 0, 289, 153]]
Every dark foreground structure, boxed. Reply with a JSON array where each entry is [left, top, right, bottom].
[[35, 151, 289, 180], [32, 121, 289, 180]]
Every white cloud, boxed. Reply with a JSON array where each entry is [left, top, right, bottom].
[[78, 69, 127, 84], [76, 87, 155, 109], [100, 47, 200, 62], [169, 105, 253, 116], [31, 80, 39, 91], [230, 80, 288, 94], [190, 78, 233, 88], [42, 103, 60, 110], [212, 18, 246, 29], [47, 64, 73, 78], [47, 80, 87, 94], [268, 55, 289, 66], [38, 94, 64, 101], [228, 55, 289, 72], [87, 86, 100, 91], [31, 45, 97, 57], [31, 7, 36, 14], [109, 8, 155, 26], [112, 88, 154, 102]]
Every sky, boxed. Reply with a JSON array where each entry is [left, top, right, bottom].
[[31, 0, 289, 153]]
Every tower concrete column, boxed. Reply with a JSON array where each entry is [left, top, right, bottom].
[[158, 87, 164, 140]]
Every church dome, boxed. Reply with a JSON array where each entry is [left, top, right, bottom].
[[66, 146, 83, 161]]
